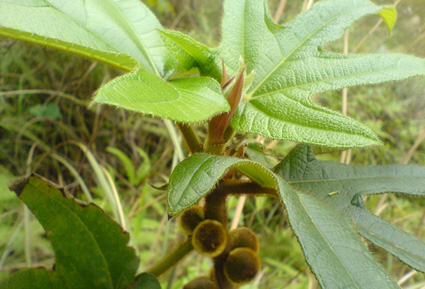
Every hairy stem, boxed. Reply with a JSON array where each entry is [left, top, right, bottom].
[[177, 123, 203, 154], [146, 238, 193, 277]]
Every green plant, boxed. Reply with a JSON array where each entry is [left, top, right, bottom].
[[1, 0, 425, 288]]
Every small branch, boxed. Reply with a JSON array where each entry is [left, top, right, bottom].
[[218, 180, 278, 198], [146, 238, 194, 277], [177, 123, 203, 154]]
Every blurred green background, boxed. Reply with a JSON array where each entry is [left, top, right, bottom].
[[1, 0, 424, 288]]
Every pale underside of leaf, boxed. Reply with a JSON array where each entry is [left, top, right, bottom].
[[0, 0, 171, 75], [92, 67, 229, 123]]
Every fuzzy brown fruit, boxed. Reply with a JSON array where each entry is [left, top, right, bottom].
[[178, 205, 205, 236], [183, 277, 216, 289], [192, 219, 227, 257], [229, 227, 259, 253], [223, 247, 261, 285]]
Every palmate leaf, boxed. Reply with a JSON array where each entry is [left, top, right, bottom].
[[275, 144, 425, 273], [220, 0, 425, 148], [1, 176, 139, 289], [167, 154, 400, 288], [92, 67, 230, 123], [0, 0, 171, 74]]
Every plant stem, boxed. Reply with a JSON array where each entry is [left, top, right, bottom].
[[177, 123, 203, 154], [146, 238, 194, 277], [204, 190, 228, 226]]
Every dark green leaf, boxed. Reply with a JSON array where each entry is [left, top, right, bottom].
[[4, 176, 139, 289], [345, 205, 425, 273], [93, 67, 230, 123], [0, 268, 60, 289], [275, 144, 425, 210], [167, 153, 276, 215], [277, 176, 400, 289], [128, 273, 161, 289]]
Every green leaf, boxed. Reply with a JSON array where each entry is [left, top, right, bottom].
[[159, 30, 221, 80], [93, 67, 230, 123], [0, 268, 61, 289], [167, 153, 276, 215], [275, 144, 425, 210], [0, 166, 16, 202], [220, 0, 425, 147], [379, 7, 397, 33], [276, 177, 400, 289], [3, 176, 139, 289], [128, 273, 161, 289], [0, 0, 171, 74], [345, 205, 425, 273]]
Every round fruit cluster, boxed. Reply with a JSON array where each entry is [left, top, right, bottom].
[[180, 205, 261, 288]]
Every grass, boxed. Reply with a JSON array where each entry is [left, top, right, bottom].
[[1, 0, 425, 288]]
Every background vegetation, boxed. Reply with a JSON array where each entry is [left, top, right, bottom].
[[1, 0, 424, 288]]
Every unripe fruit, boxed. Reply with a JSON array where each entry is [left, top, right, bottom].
[[183, 277, 216, 289], [178, 205, 205, 236], [229, 227, 259, 253], [192, 219, 227, 257], [223, 248, 261, 285]]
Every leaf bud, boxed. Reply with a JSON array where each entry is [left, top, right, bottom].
[[192, 219, 227, 257], [178, 205, 205, 236], [229, 227, 259, 253], [223, 248, 261, 285]]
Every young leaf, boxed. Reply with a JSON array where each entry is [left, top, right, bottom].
[[3, 176, 139, 289], [276, 177, 400, 289], [167, 153, 276, 215], [220, 0, 425, 148], [0, 0, 171, 74], [93, 67, 230, 123], [275, 144, 425, 210], [345, 205, 425, 273], [159, 30, 222, 80]]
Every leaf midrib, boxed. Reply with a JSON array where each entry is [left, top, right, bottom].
[[295, 192, 361, 288], [248, 9, 351, 97]]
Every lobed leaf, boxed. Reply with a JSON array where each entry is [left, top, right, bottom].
[[277, 177, 400, 289], [0, 0, 172, 74], [275, 144, 425, 209], [2, 176, 139, 289], [93, 67, 229, 123], [345, 205, 425, 273], [220, 0, 425, 148]]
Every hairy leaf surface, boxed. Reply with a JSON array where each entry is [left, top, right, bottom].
[[2, 176, 139, 289], [168, 154, 400, 287], [275, 145, 425, 210], [93, 67, 229, 123], [277, 177, 400, 289], [0, 0, 171, 74], [159, 30, 222, 80], [220, 0, 425, 147], [345, 205, 425, 273], [167, 153, 276, 215]]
